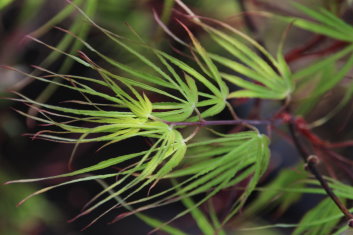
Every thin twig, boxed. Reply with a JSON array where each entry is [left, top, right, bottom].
[[306, 158, 353, 220], [287, 115, 353, 223], [165, 119, 271, 127], [237, 0, 257, 33]]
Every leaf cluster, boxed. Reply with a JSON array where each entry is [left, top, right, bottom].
[[3, 1, 353, 234]]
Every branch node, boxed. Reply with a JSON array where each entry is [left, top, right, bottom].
[[307, 155, 320, 165], [304, 155, 320, 171], [348, 219, 353, 228]]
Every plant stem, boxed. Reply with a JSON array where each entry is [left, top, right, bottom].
[[287, 119, 353, 222], [237, 0, 257, 33], [307, 158, 353, 220], [167, 114, 353, 222], [165, 119, 271, 127]]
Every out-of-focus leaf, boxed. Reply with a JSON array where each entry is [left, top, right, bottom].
[[293, 198, 343, 235], [174, 179, 217, 235], [0, 0, 13, 10], [245, 168, 308, 216]]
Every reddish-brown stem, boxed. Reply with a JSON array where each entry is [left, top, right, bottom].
[[287, 116, 353, 222], [285, 35, 325, 63], [299, 41, 347, 61], [306, 159, 352, 220]]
